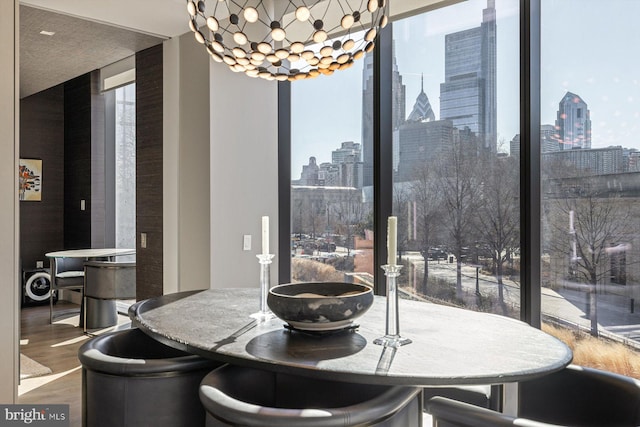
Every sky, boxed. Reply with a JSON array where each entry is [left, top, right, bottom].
[[291, 0, 640, 177]]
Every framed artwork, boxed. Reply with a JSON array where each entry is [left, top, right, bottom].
[[19, 158, 42, 201]]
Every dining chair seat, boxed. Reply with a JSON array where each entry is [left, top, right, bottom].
[[518, 364, 640, 426], [200, 364, 423, 427], [49, 257, 85, 324], [55, 271, 84, 279], [426, 364, 640, 427], [79, 328, 220, 427]]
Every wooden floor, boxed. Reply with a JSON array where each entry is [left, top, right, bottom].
[[18, 302, 131, 427]]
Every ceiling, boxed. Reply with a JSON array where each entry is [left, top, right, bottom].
[[19, 0, 187, 98], [18, 0, 453, 98]]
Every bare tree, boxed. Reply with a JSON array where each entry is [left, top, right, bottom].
[[292, 199, 305, 239], [409, 165, 443, 295], [393, 184, 411, 264], [308, 198, 325, 239], [434, 133, 482, 297], [546, 179, 632, 337], [476, 154, 520, 305], [333, 189, 364, 256]]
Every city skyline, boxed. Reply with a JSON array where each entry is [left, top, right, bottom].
[[292, 0, 640, 176]]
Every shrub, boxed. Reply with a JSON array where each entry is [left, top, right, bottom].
[[291, 258, 345, 283], [543, 322, 640, 379], [326, 255, 354, 272]]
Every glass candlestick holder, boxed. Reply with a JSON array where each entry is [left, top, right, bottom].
[[374, 264, 412, 348], [250, 253, 275, 322]]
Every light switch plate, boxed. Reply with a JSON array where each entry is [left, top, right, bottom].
[[141, 232, 147, 249], [243, 235, 251, 251]]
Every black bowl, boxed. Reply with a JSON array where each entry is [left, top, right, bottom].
[[267, 282, 374, 331]]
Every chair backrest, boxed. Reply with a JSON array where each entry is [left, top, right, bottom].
[[426, 396, 518, 427], [518, 364, 640, 426], [55, 257, 85, 275], [84, 261, 136, 300]]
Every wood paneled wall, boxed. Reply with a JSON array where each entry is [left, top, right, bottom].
[[63, 73, 93, 249], [90, 70, 106, 248], [19, 85, 65, 272], [136, 44, 163, 300]]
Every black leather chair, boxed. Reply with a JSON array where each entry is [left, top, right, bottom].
[[426, 365, 640, 427], [426, 396, 519, 427], [200, 364, 423, 427], [422, 384, 496, 410], [83, 260, 136, 333], [518, 364, 640, 426], [79, 328, 222, 427], [49, 257, 85, 324]]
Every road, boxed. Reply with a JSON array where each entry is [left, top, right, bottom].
[[403, 254, 640, 346]]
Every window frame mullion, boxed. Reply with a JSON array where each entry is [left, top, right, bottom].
[[520, 0, 542, 328], [373, 24, 395, 296]]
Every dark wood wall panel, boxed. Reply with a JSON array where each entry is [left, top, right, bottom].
[[64, 74, 92, 249], [90, 71, 106, 247], [19, 84, 65, 272], [136, 44, 164, 300]]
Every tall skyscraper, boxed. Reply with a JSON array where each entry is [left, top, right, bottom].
[[361, 47, 406, 187], [407, 75, 436, 122], [555, 91, 592, 150], [440, 0, 497, 152]]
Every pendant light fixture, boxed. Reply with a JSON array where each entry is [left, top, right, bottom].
[[186, 0, 388, 81]]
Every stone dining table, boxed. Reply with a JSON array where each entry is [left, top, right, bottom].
[[129, 288, 572, 388]]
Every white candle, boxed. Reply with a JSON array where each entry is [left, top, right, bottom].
[[387, 216, 397, 266], [262, 216, 269, 255]]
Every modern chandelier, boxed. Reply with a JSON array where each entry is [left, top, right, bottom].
[[186, 0, 388, 81]]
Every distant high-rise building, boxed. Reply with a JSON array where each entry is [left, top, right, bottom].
[[318, 162, 340, 186], [332, 141, 361, 164], [626, 149, 640, 172], [362, 47, 406, 187], [331, 141, 363, 188], [396, 120, 455, 182], [509, 134, 520, 158], [543, 146, 623, 176], [510, 125, 562, 158], [297, 157, 321, 186], [440, 0, 497, 152], [555, 91, 592, 150], [407, 74, 436, 122], [541, 124, 561, 152], [296, 144, 363, 188]]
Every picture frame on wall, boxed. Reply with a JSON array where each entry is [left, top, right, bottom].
[[19, 158, 42, 201]]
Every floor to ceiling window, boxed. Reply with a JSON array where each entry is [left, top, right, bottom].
[[284, 0, 640, 378], [114, 83, 136, 249], [290, 36, 374, 285], [104, 80, 136, 250], [540, 0, 640, 375], [391, 0, 521, 319]]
